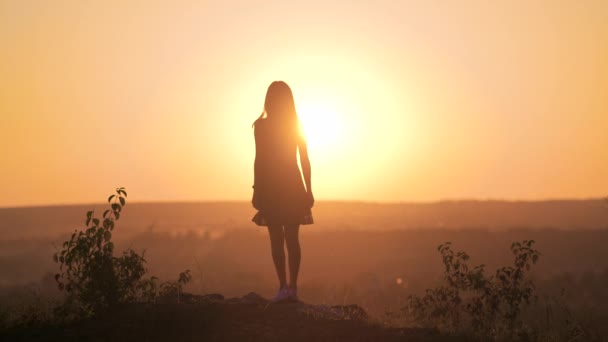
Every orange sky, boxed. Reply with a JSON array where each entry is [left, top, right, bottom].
[[1, 0, 607, 207]]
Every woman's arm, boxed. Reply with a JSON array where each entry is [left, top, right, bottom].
[[297, 121, 312, 194], [297, 121, 313, 196], [298, 138, 314, 208], [299, 141, 312, 194], [252, 124, 264, 209]]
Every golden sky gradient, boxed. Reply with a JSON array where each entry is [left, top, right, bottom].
[[1, 0, 607, 207]]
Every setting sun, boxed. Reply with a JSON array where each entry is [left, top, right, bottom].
[[298, 103, 342, 149]]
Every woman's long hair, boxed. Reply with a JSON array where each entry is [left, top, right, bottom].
[[253, 81, 299, 130]]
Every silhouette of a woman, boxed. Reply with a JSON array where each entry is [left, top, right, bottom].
[[252, 81, 314, 302]]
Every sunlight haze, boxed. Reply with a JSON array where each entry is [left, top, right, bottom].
[[1, 0, 607, 207]]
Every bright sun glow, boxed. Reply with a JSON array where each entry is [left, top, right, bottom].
[[297, 103, 343, 149]]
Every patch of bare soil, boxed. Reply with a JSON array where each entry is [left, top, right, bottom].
[[4, 293, 463, 341]]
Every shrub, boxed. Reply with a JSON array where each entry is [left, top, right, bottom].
[[53, 188, 153, 316], [404, 240, 540, 339], [159, 270, 192, 303]]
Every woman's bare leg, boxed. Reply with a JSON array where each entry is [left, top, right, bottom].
[[267, 225, 287, 289], [284, 224, 301, 290]]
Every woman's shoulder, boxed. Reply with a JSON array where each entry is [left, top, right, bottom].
[[254, 118, 268, 128], [253, 118, 269, 137], [253, 118, 268, 127]]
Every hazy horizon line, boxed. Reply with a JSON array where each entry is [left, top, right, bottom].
[[2, 197, 606, 210]]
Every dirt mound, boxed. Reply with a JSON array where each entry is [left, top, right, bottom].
[[4, 293, 458, 341]]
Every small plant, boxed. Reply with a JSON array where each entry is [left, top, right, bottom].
[[404, 240, 541, 339], [53, 188, 152, 316], [160, 270, 192, 303]]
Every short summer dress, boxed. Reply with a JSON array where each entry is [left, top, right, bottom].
[[251, 119, 314, 226]]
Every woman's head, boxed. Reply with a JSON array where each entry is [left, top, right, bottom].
[[264, 81, 296, 120], [254, 81, 298, 126]]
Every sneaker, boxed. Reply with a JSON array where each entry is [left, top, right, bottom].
[[271, 287, 290, 303], [287, 287, 299, 302]]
